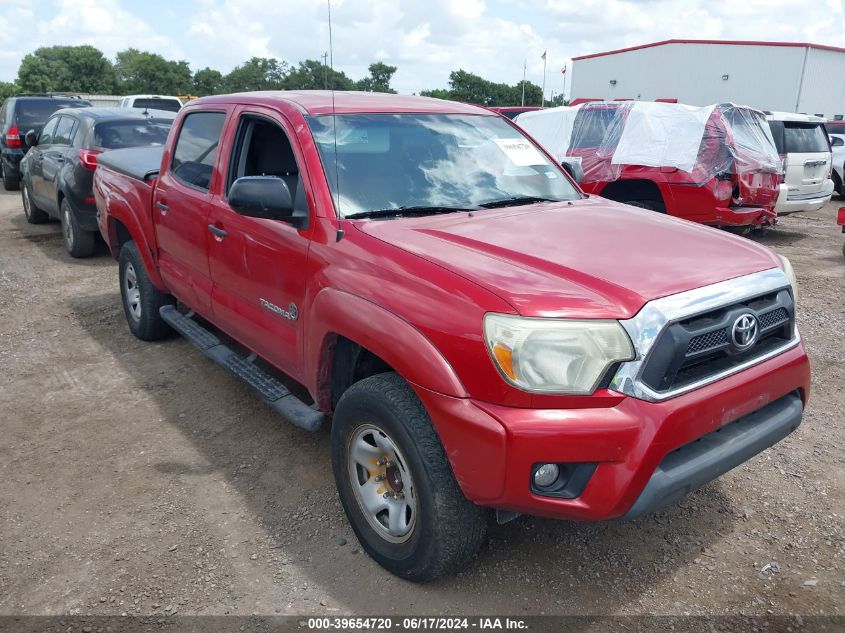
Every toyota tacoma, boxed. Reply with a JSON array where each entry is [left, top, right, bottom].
[[94, 91, 810, 582]]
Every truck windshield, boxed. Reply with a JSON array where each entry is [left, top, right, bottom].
[[307, 113, 580, 218]]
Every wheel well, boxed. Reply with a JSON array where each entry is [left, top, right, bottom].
[[110, 219, 133, 250], [328, 335, 394, 410], [600, 179, 664, 205]]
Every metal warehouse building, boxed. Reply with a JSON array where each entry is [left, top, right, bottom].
[[570, 39, 845, 119]]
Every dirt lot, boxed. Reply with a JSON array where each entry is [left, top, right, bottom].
[[0, 187, 843, 620]]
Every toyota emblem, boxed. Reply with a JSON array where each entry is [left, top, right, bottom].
[[731, 313, 758, 350]]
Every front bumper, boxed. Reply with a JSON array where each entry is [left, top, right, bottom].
[[775, 181, 834, 215], [416, 341, 810, 520]]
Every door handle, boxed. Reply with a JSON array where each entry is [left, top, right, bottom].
[[208, 224, 228, 238], [156, 201, 168, 214]]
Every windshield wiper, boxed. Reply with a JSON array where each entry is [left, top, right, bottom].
[[345, 205, 476, 220], [478, 196, 557, 209]]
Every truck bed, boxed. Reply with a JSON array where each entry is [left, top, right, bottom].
[[97, 146, 164, 182]]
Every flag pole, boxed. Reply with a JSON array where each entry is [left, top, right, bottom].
[[541, 51, 547, 106], [521, 58, 526, 107]]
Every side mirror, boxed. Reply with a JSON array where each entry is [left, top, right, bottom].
[[229, 176, 305, 227], [25, 129, 38, 147], [559, 157, 584, 184]]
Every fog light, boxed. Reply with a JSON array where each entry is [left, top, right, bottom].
[[533, 463, 560, 488]]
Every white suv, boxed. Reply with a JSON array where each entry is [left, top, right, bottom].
[[767, 112, 834, 214], [829, 133, 844, 197], [118, 95, 183, 113]]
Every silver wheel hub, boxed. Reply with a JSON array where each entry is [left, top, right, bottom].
[[347, 424, 417, 543], [124, 262, 142, 321], [23, 187, 30, 216]]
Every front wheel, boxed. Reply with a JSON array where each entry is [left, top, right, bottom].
[[118, 241, 174, 341], [331, 372, 487, 582], [60, 198, 96, 257]]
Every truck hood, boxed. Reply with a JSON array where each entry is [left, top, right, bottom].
[[353, 197, 780, 319]]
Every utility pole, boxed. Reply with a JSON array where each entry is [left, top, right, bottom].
[[322, 51, 329, 89], [521, 58, 526, 107]]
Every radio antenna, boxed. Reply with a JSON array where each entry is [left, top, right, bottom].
[[327, 0, 344, 242]]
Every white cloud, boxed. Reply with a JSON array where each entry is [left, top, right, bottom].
[[1, 0, 844, 98]]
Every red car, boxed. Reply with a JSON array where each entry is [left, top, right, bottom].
[[94, 91, 809, 581], [517, 101, 783, 229], [839, 207, 845, 257]]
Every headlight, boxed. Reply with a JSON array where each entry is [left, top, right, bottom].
[[483, 314, 635, 395], [777, 254, 798, 302]]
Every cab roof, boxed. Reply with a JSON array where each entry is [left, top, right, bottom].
[[192, 91, 493, 116]]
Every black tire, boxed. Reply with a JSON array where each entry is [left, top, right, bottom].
[[833, 171, 843, 196], [118, 240, 174, 341], [624, 199, 666, 212], [331, 372, 488, 582], [2, 161, 19, 191], [21, 181, 48, 224], [60, 198, 96, 258]]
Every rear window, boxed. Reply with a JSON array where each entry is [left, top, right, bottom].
[[131, 98, 182, 113], [14, 99, 88, 129], [783, 122, 829, 153], [92, 119, 172, 150]]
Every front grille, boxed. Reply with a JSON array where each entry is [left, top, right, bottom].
[[639, 288, 795, 394]]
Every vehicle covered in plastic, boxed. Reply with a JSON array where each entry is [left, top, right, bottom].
[[515, 101, 783, 229]]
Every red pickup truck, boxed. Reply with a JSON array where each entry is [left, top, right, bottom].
[[94, 91, 810, 582]]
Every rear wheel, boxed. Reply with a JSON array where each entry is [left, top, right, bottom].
[[331, 372, 487, 582], [22, 181, 48, 224], [60, 198, 96, 257], [1, 161, 19, 191], [118, 240, 174, 341]]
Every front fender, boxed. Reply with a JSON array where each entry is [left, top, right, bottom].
[[305, 288, 467, 409]]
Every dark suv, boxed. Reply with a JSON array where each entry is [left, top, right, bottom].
[[0, 94, 91, 190], [21, 107, 174, 257]]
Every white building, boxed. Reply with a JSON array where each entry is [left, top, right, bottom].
[[570, 39, 845, 119]]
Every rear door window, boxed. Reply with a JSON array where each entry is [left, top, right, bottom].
[[783, 123, 830, 153], [38, 116, 60, 144], [171, 111, 226, 191], [53, 117, 78, 145]]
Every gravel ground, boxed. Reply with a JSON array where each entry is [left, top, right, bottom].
[[0, 187, 843, 620]]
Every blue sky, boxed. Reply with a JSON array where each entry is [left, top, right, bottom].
[[2, 0, 844, 96]]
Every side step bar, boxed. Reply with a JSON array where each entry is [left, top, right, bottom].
[[160, 306, 325, 432]]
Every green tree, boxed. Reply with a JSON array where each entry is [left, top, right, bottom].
[[193, 67, 224, 96], [420, 70, 545, 107], [355, 62, 397, 93], [283, 59, 354, 91], [115, 49, 192, 95], [223, 57, 287, 92], [17, 45, 115, 93], [0, 81, 21, 100]]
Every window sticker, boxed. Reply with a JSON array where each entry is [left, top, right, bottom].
[[493, 138, 547, 166]]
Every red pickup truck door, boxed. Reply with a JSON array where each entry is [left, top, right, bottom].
[[205, 107, 312, 380], [153, 109, 229, 313]]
